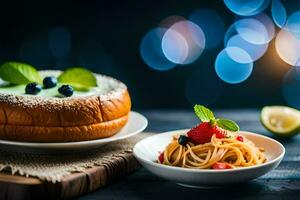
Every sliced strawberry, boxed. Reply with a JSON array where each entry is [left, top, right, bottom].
[[158, 152, 164, 163], [187, 122, 227, 144], [213, 126, 227, 139], [212, 162, 233, 169], [187, 122, 214, 144]]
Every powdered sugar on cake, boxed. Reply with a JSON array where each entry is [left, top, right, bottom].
[[0, 70, 127, 108]]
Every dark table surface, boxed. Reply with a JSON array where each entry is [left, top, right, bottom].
[[78, 109, 300, 200]]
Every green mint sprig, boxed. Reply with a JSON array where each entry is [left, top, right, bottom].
[[194, 104, 240, 132], [0, 62, 97, 91]]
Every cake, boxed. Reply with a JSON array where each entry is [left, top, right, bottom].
[[0, 70, 131, 142]]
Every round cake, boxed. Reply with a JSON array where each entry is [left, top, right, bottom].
[[0, 70, 131, 142]]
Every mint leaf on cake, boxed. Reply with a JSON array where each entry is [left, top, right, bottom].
[[58, 67, 97, 91], [0, 62, 42, 84]]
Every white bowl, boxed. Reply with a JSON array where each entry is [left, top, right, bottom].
[[133, 129, 285, 188]]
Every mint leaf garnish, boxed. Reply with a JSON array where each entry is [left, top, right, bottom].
[[58, 67, 97, 91], [194, 104, 215, 122], [0, 62, 42, 84], [216, 119, 240, 132], [193, 104, 240, 132]]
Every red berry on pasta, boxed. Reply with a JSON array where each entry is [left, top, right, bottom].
[[212, 162, 233, 169], [236, 135, 244, 142], [158, 152, 164, 163], [187, 122, 226, 144]]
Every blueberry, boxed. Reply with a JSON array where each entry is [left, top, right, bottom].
[[58, 85, 74, 97], [178, 135, 189, 146], [25, 83, 42, 95], [43, 76, 57, 88]]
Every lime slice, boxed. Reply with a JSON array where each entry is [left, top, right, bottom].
[[261, 106, 300, 137]]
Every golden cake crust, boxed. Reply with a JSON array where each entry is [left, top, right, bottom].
[[0, 71, 131, 142], [0, 114, 129, 142]]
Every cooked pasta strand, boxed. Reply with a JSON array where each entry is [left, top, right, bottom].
[[160, 134, 266, 169]]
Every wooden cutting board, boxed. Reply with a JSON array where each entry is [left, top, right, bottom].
[[0, 153, 140, 200]]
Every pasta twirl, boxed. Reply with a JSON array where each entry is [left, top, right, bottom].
[[159, 134, 266, 169]]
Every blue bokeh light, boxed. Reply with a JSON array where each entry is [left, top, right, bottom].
[[225, 46, 252, 64], [224, 0, 269, 16], [161, 29, 188, 64], [275, 29, 300, 66], [271, 0, 287, 28], [48, 27, 71, 59], [164, 20, 205, 65], [189, 8, 225, 50], [224, 23, 237, 46], [215, 47, 253, 84], [282, 67, 300, 109], [227, 34, 268, 62], [189, 21, 206, 51], [225, 13, 274, 47], [235, 18, 269, 45], [252, 13, 275, 42], [286, 11, 300, 39], [140, 28, 176, 71]]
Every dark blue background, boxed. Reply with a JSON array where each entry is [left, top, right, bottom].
[[0, 0, 291, 109]]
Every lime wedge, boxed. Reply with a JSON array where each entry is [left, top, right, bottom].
[[261, 106, 300, 137]]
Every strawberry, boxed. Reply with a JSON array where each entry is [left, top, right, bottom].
[[187, 122, 226, 144], [187, 122, 213, 144], [158, 152, 164, 163], [186, 105, 240, 145], [212, 162, 233, 169], [214, 126, 227, 139]]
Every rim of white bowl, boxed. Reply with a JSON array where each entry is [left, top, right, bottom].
[[133, 129, 285, 173]]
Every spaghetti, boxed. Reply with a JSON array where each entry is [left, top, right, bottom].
[[158, 133, 266, 169]]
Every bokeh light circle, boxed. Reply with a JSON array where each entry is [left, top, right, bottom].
[[189, 8, 225, 50], [215, 47, 253, 84], [286, 11, 300, 39], [140, 28, 176, 71], [271, 0, 287, 28], [164, 20, 205, 65], [225, 14, 274, 46], [224, 0, 269, 16], [235, 18, 269, 44], [252, 13, 275, 42], [227, 34, 268, 62], [275, 29, 300, 66], [282, 67, 300, 109], [224, 23, 237, 46], [161, 29, 189, 64], [225, 46, 253, 64]]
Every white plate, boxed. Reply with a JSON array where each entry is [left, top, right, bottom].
[[133, 129, 285, 188], [0, 111, 147, 152]]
